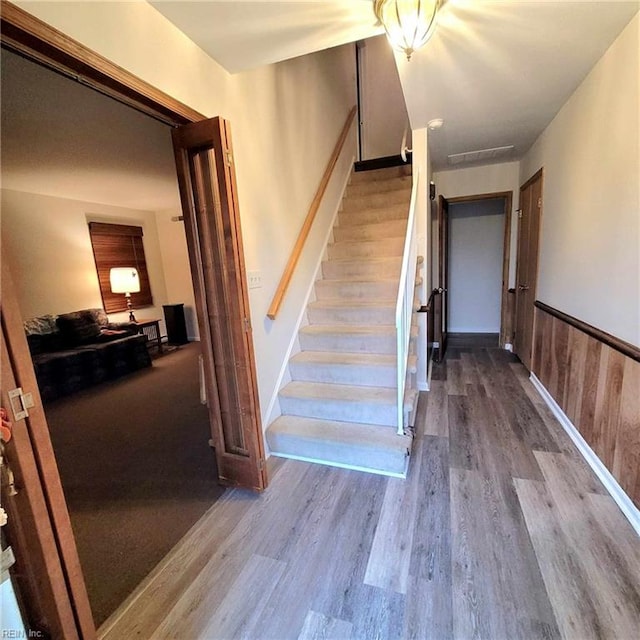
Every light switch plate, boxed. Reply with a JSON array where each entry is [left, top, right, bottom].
[[247, 270, 262, 289]]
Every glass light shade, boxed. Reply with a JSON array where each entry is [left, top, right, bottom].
[[374, 0, 439, 61], [109, 267, 141, 294]]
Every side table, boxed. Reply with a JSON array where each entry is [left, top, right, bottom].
[[134, 319, 163, 354]]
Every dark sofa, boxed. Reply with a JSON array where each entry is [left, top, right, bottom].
[[24, 308, 151, 403]]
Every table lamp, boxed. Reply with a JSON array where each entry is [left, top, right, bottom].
[[110, 267, 140, 322]]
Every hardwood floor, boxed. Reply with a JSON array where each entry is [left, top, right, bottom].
[[99, 347, 640, 640]]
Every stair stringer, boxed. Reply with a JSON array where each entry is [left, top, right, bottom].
[[262, 161, 356, 432]]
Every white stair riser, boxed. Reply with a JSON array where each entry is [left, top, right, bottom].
[[290, 360, 397, 387], [267, 431, 407, 476], [315, 279, 397, 301], [321, 258, 400, 280], [307, 304, 395, 325], [347, 177, 411, 197], [328, 237, 404, 260], [342, 190, 409, 212], [266, 432, 407, 476], [280, 395, 398, 427], [334, 219, 407, 242], [299, 330, 396, 354], [338, 205, 408, 227]]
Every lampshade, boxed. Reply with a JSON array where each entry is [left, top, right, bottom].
[[109, 267, 141, 294], [374, 0, 440, 61]]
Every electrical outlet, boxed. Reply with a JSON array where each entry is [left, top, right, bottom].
[[247, 270, 262, 289]]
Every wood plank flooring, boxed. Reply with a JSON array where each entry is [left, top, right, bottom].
[[100, 346, 640, 640]]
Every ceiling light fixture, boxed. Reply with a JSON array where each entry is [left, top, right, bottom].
[[374, 0, 440, 61]]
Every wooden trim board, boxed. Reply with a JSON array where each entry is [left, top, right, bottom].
[[354, 153, 412, 172], [535, 301, 640, 362]]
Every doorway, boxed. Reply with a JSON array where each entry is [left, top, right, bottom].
[[0, 49, 224, 626], [1, 6, 266, 636], [434, 192, 513, 358]]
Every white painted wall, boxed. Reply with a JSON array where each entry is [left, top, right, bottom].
[[448, 200, 505, 333], [154, 210, 199, 341], [433, 161, 520, 288], [520, 14, 639, 346], [359, 35, 410, 160], [13, 1, 357, 425], [1, 190, 170, 331]]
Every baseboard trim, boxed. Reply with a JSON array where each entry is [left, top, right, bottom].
[[269, 450, 408, 479], [530, 373, 640, 537]]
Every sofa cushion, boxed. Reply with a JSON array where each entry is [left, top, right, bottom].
[[26, 331, 66, 355], [24, 314, 58, 336], [56, 311, 102, 345], [87, 308, 110, 328]]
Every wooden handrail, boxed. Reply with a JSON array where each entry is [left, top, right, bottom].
[[267, 106, 357, 320], [535, 301, 640, 362]]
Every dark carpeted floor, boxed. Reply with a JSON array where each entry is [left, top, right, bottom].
[[43, 343, 225, 627]]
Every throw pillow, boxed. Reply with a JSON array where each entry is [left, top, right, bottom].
[[56, 311, 102, 345]]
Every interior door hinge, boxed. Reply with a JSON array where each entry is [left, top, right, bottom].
[[243, 318, 251, 332], [225, 150, 233, 167], [516, 208, 523, 219], [7, 388, 34, 422], [537, 197, 542, 208], [258, 458, 265, 471]]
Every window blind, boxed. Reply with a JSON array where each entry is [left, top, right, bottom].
[[88, 222, 153, 314]]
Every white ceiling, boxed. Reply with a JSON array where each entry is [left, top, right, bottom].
[[1, 1, 637, 210], [149, 0, 639, 170], [149, 0, 383, 73], [398, 0, 640, 169]]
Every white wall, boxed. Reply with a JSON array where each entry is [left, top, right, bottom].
[[1, 190, 169, 329], [360, 35, 411, 159], [13, 1, 357, 424], [433, 161, 520, 288], [154, 209, 199, 340], [520, 14, 639, 346], [448, 200, 504, 333]]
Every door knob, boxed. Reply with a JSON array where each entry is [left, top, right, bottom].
[[518, 284, 530, 291]]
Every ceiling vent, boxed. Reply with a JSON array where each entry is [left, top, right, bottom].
[[447, 145, 515, 166]]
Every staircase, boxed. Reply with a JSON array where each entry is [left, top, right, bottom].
[[266, 165, 417, 476]]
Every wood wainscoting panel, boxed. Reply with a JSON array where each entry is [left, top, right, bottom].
[[532, 304, 640, 508], [613, 358, 640, 504]]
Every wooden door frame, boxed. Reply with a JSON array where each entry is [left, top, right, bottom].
[[433, 195, 449, 362], [514, 168, 544, 369], [1, 1, 266, 635], [443, 191, 513, 348], [1, 259, 95, 639]]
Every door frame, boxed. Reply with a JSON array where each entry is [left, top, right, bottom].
[[441, 191, 513, 348], [1, 2, 266, 635], [514, 168, 544, 369], [433, 195, 449, 362]]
